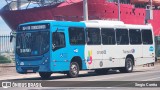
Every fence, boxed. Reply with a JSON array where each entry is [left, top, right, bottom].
[[0, 35, 14, 53]]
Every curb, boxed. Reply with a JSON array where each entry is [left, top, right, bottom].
[[0, 63, 15, 67]]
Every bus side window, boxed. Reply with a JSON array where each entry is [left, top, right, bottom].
[[116, 29, 129, 45], [142, 30, 153, 45], [69, 27, 85, 45], [87, 28, 101, 45], [129, 29, 142, 45], [101, 28, 115, 45], [52, 32, 66, 51]]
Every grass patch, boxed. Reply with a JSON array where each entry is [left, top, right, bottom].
[[0, 55, 11, 63]]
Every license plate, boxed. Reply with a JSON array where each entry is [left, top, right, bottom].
[[27, 70, 33, 72]]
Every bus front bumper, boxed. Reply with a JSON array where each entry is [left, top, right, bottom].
[[16, 64, 50, 74]]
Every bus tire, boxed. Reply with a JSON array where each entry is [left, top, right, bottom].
[[39, 72, 52, 79], [67, 62, 79, 78], [95, 69, 109, 75], [119, 58, 133, 73]]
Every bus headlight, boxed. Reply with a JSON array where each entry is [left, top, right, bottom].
[[20, 62, 24, 66], [17, 62, 19, 65], [45, 60, 48, 62], [42, 57, 49, 64]]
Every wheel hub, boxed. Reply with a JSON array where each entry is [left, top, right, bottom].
[[71, 64, 77, 75], [127, 61, 132, 71]]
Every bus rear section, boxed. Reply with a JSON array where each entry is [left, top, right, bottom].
[[84, 21, 155, 74]]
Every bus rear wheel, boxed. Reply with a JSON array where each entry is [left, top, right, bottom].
[[67, 62, 79, 78], [39, 72, 52, 79], [119, 58, 133, 73], [95, 69, 109, 75]]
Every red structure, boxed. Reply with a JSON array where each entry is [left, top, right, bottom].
[[153, 0, 160, 5], [1, 0, 160, 36], [131, 0, 149, 4]]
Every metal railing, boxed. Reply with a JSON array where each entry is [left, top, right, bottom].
[[0, 35, 14, 53]]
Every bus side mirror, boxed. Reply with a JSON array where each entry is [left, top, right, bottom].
[[10, 32, 15, 42], [10, 35, 13, 42]]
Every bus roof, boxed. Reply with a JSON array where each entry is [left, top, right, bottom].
[[19, 20, 85, 27], [84, 20, 152, 29], [51, 21, 85, 27], [19, 20, 152, 30]]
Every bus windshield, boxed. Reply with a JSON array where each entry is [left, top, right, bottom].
[[16, 31, 50, 57]]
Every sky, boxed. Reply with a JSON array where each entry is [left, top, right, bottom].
[[0, 1, 11, 35]]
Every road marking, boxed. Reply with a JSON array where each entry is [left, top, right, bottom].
[[87, 70, 160, 81]]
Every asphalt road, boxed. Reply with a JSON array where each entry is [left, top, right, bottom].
[[0, 63, 160, 89], [0, 64, 159, 81]]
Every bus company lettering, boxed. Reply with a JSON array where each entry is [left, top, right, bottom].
[[123, 49, 135, 54], [97, 50, 106, 54]]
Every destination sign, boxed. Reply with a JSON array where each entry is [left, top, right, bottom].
[[19, 23, 50, 31]]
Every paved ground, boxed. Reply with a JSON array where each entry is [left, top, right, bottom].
[[0, 63, 159, 81], [0, 63, 160, 81], [0, 63, 160, 89]]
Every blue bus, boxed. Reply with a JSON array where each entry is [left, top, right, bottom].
[[14, 20, 155, 79]]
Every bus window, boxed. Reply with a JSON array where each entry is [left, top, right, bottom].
[[69, 27, 85, 45], [87, 28, 101, 45], [52, 32, 65, 51], [101, 28, 115, 45], [16, 31, 50, 57], [129, 29, 142, 45], [142, 30, 153, 44], [116, 29, 129, 45]]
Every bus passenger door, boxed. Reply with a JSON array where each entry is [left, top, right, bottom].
[[85, 28, 102, 69], [51, 27, 70, 72]]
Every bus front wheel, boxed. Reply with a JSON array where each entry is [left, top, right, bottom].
[[39, 72, 52, 79], [67, 62, 79, 78], [119, 58, 133, 73]]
